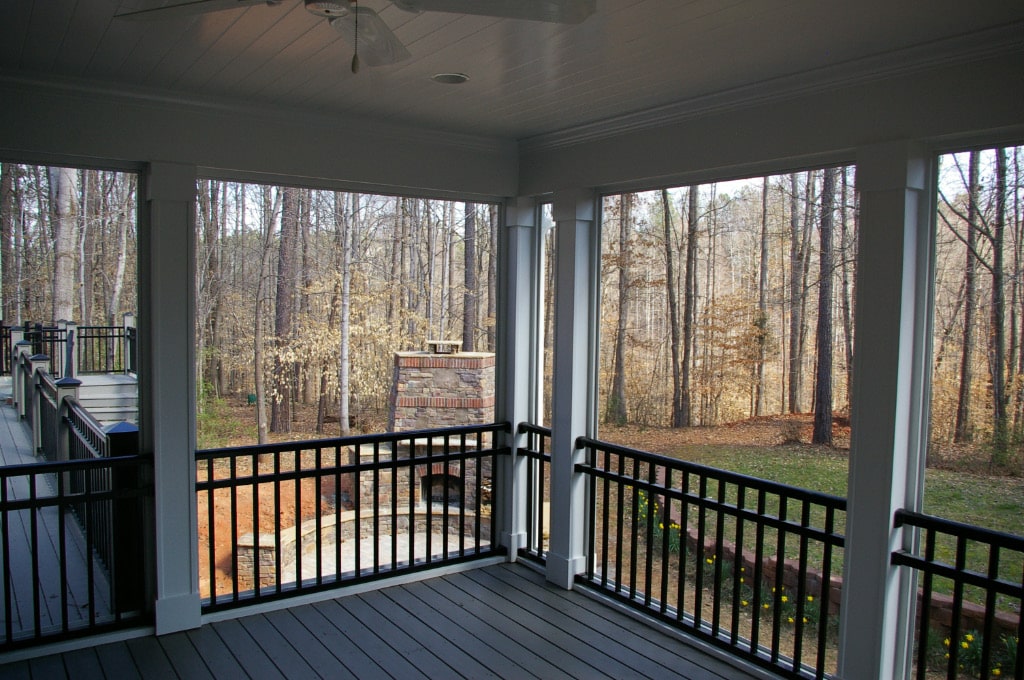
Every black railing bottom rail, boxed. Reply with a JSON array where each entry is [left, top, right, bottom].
[[196, 422, 510, 613]]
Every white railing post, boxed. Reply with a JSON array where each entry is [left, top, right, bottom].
[[54, 377, 81, 462], [63, 320, 78, 378], [12, 338, 31, 415], [123, 312, 136, 374], [29, 353, 50, 454]]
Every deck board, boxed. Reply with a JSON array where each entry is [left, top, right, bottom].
[[0, 563, 765, 680]]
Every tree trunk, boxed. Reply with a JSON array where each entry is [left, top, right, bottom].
[[270, 186, 299, 433], [487, 204, 498, 351], [254, 186, 279, 445], [787, 173, 803, 413], [339, 193, 354, 437], [662, 190, 685, 427], [49, 166, 77, 322], [839, 168, 855, 411], [954, 152, 979, 443], [812, 169, 836, 445], [680, 186, 699, 428], [990, 149, 1009, 461], [462, 202, 477, 351], [754, 177, 770, 416], [0, 164, 17, 322], [606, 194, 630, 425]]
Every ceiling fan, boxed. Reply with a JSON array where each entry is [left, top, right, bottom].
[[115, 1, 595, 70]]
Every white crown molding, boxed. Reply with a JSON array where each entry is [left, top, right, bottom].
[[0, 69, 511, 155], [519, 22, 1024, 153]]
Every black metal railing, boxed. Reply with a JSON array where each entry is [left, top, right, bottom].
[[76, 325, 128, 374], [893, 510, 1023, 680], [0, 454, 151, 651], [25, 324, 67, 378], [3, 321, 137, 377], [196, 422, 510, 613], [516, 422, 551, 563], [575, 436, 846, 680]]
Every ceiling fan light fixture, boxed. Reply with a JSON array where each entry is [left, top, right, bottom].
[[432, 72, 469, 85], [305, 0, 351, 18]]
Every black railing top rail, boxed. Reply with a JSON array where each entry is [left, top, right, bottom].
[[518, 422, 552, 437], [575, 434, 847, 511], [895, 509, 1024, 552], [197, 442, 508, 493], [196, 421, 512, 460], [63, 397, 112, 459], [0, 453, 151, 484]]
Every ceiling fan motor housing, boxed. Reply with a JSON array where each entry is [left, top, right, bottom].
[[305, 0, 351, 18]]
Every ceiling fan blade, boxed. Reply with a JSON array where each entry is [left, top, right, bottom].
[[114, 0, 281, 21], [330, 7, 411, 67], [393, 0, 594, 23]]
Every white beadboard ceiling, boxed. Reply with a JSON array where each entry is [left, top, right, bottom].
[[2, 1, 1022, 141]]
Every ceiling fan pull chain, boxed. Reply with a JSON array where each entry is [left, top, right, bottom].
[[351, 2, 361, 74]]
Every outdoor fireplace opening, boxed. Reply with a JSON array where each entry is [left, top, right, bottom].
[[422, 473, 464, 507]]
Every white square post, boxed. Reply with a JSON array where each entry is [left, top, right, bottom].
[[839, 141, 935, 679], [138, 161, 201, 634], [494, 197, 542, 557], [546, 189, 599, 589]]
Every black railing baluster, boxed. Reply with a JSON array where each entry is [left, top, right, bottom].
[[372, 441, 380, 575], [750, 489, 767, 656], [230, 455, 239, 603], [207, 457, 217, 607], [731, 485, 746, 647], [660, 467, 672, 615]]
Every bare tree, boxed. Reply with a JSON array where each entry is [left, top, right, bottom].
[[954, 152, 980, 443], [49, 166, 77, 322], [463, 202, 477, 351], [812, 169, 836, 445], [606, 194, 630, 425]]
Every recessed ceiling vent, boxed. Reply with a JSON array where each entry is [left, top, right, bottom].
[[305, 0, 350, 17]]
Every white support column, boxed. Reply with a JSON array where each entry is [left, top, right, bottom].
[[494, 197, 541, 558], [138, 162, 200, 634], [839, 141, 935, 680], [546, 189, 599, 589]]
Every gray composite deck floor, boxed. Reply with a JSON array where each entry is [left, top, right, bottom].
[[0, 562, 764, 679]]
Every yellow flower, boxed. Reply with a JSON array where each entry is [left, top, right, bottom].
[[706, 558, 714, 565], [807, 595, 814, 602], [965, 634, 974, 642], [992, 669, 1001, 677], [739, 577, 745, 583], [787, 616, 795, 624], [943, 638, 950, 647], [763, 603, 770, 610], [802, 617, 808, 623], [961, 641, 969, 649], [780, 595, 789, 603], [659, 523, 664, 529], [741, 600, 749, 607]]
